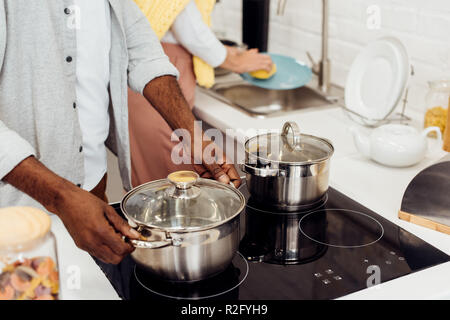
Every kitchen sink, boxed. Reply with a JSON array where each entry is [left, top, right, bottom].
[[201, 80, 339, 118]]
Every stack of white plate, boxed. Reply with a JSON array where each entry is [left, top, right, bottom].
[[345, 37, 410, 126]]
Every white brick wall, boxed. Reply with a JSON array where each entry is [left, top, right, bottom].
[[212, 0, 450, 112]]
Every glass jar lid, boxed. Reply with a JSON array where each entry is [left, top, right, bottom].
[[0, 207, 51, 252], [245, 122, 334, 165], [121, 171, 245, 232], [428, 80, 450, 92]]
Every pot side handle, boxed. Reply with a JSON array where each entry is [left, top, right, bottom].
[[123, 236, 180, 249], [240, 163, 285, 177], [130, 239, 173, 249]]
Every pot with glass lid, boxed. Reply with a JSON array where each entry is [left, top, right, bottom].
[[242, 122, 334, 212], [121, 171, 246, 282]]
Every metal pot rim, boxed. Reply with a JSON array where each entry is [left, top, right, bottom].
[[120, 178, 246, 233], [245, 133, 335, 166]]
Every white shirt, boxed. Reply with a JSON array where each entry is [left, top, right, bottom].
[[162, 1, 227, 68], [74, 0, 112, 191]]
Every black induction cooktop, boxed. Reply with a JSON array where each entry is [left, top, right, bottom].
[[94, 181, 449, 300]]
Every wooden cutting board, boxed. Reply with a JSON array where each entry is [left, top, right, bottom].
[[399, 161, 450, 235]]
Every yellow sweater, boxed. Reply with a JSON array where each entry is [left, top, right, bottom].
[[134, 0, 217, 88]]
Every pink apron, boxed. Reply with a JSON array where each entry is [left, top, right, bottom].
[[128, 43, 197, 187]]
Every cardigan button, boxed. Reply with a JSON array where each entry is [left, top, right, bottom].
[[64, 8, 71, 15], [66, 56, 73, 63]]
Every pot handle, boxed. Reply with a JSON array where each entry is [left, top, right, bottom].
[[129, 239, 174, 249], [124, 236, 183, 249], [282, 122, 302, 151], [240, 163, 285, 177]]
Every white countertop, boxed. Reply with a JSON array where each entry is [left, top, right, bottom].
[[51, 215, 119, 300], [52, 82, 450, 300]]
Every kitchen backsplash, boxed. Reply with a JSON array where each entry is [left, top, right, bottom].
[[212, 0, 450, 113]]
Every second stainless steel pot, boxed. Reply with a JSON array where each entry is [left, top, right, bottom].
[[242, 122, 334, 212], [121, 171, 246, 282]]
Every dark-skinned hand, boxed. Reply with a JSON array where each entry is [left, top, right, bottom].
[[56, 186, 140, 264]]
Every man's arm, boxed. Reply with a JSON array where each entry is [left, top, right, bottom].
[[121, 2, 241, 186], [3, 156, 139, 264], [3, 157, 68, 213], [142, 76, 241, 186]]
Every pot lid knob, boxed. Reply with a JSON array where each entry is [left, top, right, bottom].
[[168, 171, 199, 190], [167, 171, 201, 199], [282, 122, 302, 151]]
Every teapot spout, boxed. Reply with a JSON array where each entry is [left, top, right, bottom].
[[349, 126, 371, 158]]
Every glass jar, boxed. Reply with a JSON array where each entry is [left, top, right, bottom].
[[0, 207, 60, 300], [424, 80, 450, 137]]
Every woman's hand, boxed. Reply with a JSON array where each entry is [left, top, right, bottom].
[[220, 46, 273, 74]]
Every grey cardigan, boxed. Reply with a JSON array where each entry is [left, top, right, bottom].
[[0, 0, 178, 208]]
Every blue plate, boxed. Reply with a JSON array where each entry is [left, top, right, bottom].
[[241, 53, 312, 90]]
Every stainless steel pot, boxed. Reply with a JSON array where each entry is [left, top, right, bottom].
[[242, 122, 334, 212], [121, 171, 246, 282]]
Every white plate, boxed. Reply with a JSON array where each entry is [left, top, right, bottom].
[[345, 37, 410, 126]]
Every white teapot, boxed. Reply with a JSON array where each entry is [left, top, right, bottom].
[[350, 124, 442, 167]]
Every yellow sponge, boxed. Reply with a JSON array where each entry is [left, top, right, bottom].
[[249, 64, 277, 80]]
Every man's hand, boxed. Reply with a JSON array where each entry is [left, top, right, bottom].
[[194, 161, 242, 188], [55, 186, 139, 264], [3, 157, 140, 264], [143, 76, 242, 188], [192, 143, 242, 188]]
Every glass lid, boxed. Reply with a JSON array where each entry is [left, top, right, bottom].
[[245, 122, 334, 165], [121, 171, 245, 232]]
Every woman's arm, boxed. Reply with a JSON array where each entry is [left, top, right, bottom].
[[170, 1, 227, 68], [170, 1, 272, 73]]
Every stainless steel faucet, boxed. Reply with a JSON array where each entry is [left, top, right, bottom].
[[277, 0, 287, 15], [307, 0, 331, 93], [278, 0, 331, 93]]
